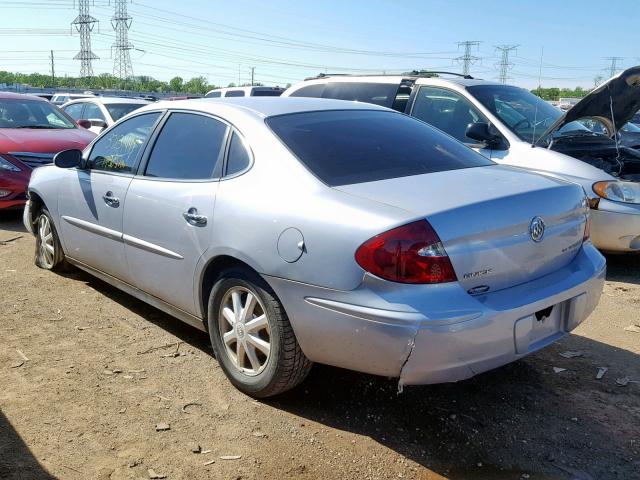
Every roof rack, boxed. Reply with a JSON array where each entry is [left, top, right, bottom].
[[304, 71, 474, 81]]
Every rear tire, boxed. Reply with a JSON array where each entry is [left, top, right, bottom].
[[34, 208, 69, 271], [208, 267, 312, 397]]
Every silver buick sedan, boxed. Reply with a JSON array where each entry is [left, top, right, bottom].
[[24, 98, 606, 397]]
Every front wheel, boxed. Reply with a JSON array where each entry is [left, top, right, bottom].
[[208, 268, 312, 397], [34, 208, 68, 271]]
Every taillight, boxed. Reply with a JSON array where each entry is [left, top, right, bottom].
[[583, 214, 591, 242], [355, 220, 457, 284]]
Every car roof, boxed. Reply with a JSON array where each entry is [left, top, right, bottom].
[[0, 91, 47, 101], [207, 86, 284, 94], [137, 97, 390, 119], [290, 74, 504, 89], [64, 96, 151, 105]]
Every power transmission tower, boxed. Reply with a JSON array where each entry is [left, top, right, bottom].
[[72, 0, 99, 78], [456, 41, 481, 76], [605, 57, 624, 78], [495, 45, 518, 84], [50, 50, 56, 87], [111, 0, 134, 80]]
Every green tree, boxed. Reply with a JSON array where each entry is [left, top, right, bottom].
[[169, 76, 184, 92]]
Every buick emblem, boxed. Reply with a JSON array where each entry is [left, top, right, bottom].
[[529, 216, 546, 243]]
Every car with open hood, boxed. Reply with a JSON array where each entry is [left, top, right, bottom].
[[0, 92, 96, 210], [284, 67, 640, 253], [23, 97, 604, 397], [581, 118, 640, 151]]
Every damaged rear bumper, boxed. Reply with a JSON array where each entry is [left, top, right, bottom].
[[265, 244, 605, 385]]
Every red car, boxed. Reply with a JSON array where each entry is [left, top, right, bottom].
[[0, 92, 96, 209]]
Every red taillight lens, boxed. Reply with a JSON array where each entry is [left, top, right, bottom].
[[355, 220, 457, 284]]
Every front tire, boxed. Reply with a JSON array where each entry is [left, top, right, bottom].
[[34, 208, 68, 271], [208, 268, 312, 397]]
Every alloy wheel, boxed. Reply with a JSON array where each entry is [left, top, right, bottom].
[[218, 286, 271, 376], [38, 215, 55, 269]]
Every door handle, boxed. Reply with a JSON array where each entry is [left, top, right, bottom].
[[183, 207, 207, 226], [102, 191, 120, 207]]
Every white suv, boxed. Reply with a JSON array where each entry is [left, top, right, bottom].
[[205, 86, 284, 98], [283, 69, 640, 253]]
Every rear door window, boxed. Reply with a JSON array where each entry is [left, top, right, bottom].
[[411, 86, 486, 143], [288, 84, 325, 98], [251, 89, 283, 97], [225, 132, 251, 176], [267, 109, 493, 186], [206, 91, 222, 98], [224, 90, 245, 97], [63, 103, 84, 120], [145, 112, 228, 180], [322, 82, 400, 108], [83, 103, 106, 121]]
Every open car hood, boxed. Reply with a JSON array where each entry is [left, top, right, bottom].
[[539, 65, 640, 141]]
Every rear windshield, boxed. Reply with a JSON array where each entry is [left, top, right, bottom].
[[267, 110, 493, 186]]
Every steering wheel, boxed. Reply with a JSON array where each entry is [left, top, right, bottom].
[[512, 119, 531, 131]]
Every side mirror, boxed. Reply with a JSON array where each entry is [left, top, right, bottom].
[[88, 118, 108, 129], [54, 149, 83, 169], [77, 119, 92, 129], [465, 122, 503, 147]]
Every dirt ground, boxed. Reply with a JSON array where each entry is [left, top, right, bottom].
[[0, 209, 639, 480]]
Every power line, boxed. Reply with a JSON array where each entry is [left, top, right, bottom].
[[604, 57, 624, 78], [495, 44, 518, 84], [71, 0, 99, 77], [456, 41, 480, 75], [111, 0, 134, 79]]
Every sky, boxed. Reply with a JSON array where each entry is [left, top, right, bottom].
[[0, 0, 638, 90]]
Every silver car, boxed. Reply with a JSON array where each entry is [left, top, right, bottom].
[[24, 98, 606, 397]]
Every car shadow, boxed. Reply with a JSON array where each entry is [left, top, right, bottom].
[[0, 210, 27, 235], [604, 252, 640, 285], [57, 268, 213, 355], [266, 333, 640, 480], [56, 267, 640, 480], [0, 410, 55, 479]]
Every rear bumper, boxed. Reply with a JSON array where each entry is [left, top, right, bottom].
[[265, 244, 606, 384], [590, 208, 640, 252]]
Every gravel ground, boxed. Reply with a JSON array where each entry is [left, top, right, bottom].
[[1, 209, 639, 480]]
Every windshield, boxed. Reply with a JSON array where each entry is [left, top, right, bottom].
[[0, 99, 75, 129], [106, 103, 146, 121], [468, 84, 590, 143], [621, 122, 640, 133], [267, 110, 493, 187]]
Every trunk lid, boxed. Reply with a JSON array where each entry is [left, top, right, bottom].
[[336, 165, 587, 293]]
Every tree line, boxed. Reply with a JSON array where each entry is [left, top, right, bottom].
[[531, 86, 590, 101], [0, 71, 279, 94]]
